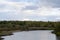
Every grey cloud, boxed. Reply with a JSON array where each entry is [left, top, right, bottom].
[[0, 4, 6, 9], [7, 0, 60, 8], [40, 0, 60, 8], [22, 6, 39, 10]]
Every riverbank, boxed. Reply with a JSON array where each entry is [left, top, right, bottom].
[[0, 29, 59, 40], [0, 31, 13, 36], [0, 21, 60, 36], [0, 27, 59, 36]]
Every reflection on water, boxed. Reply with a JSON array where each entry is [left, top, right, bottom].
[[2, 30, 56, 40]]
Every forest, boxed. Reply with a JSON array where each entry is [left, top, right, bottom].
[[0, 21, 60, 36]]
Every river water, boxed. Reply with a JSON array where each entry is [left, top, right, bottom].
[[2, 30, 56, 40]]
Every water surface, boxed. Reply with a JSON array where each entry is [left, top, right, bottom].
[[2, 30, 56, 40]]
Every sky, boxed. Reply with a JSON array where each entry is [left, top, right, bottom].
[[0, 0, 60, 21]]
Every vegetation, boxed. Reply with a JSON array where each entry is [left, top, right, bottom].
[[53, 22, 60, 36], [0, 21, 60, 36]]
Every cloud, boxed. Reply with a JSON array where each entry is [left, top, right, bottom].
[[0, 1, 34, 14], [0, 0, 60, 21], [22, 18, 33, 21], [0, 2, 32, 10], [23, 7, 60, 16], [22, 6, 38, 10], [38, 0, 60, 8]]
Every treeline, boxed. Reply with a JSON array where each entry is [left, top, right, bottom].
[[0, 21, 59, 31], [0, 21, 60, 36]]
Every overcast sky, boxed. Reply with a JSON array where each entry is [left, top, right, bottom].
[[0, 0, 60, 21]]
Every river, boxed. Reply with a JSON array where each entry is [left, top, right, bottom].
[[2, 30, 56, 40]]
